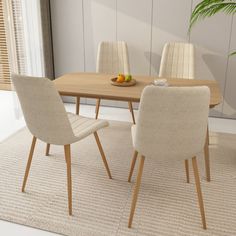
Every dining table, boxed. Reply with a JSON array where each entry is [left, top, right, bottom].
[[54, 72, 221, 107], [54, 72, 222, 182]]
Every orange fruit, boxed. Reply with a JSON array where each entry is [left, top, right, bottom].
[[117, 74, 125, 83]]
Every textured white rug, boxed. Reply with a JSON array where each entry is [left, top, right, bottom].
[[0, 121, 236, 236]]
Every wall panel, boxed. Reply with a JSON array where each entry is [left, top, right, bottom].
[[191, 0, 232, 117], [50, 0, 85, 104], [83, 0, 116, 73], [50, 0, 84, 77], [223, 17, 236, 118], [151, 0, 192, 76], [117, 0, 152, 76]]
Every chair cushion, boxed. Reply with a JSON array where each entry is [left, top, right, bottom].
[[67, 113, 109, 141]]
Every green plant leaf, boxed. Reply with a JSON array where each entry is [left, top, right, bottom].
[[189, 0, 236, 31], [229, 51, 236, 56]]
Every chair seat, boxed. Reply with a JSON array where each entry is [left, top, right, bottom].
[[67, 113, 109, 142]]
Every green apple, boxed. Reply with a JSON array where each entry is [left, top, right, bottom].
[[125, 74, 132, 82]]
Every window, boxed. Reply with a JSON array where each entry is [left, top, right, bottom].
[[0, 0, 53, 90], [11, 0, 27, 75], [0, 0, 11, 90]]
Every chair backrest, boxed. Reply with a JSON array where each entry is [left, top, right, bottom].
[[11, 74, 77, 145], [133, 86, 210, 160], [159, 42, 195, 79], [96, 41, 130, 74]]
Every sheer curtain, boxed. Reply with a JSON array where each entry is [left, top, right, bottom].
[[4, 0, 54, 118], [20, 0, 54, 78]]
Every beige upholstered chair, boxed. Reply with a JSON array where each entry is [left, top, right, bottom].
[[12, 74, 112, 215], [76, 41, 136, 123], [159, 42, 195, 79], [128, 86, 210, 229], [96, 41, 130, 75]]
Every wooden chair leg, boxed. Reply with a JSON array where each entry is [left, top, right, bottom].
[[95, 99, 101, 119], [128, 101, 136, 124], [45, 143, 50, 156], [64, 144, 72, 216], [128, 150, 138, 182], [192, 156, 207, 230], [76, 96, 80, 115], [94, 132, 112, 179], [206, 124, 209, 146], [204, 126, 210, 182], [128, 155, 145, 228], [185, 159, 190, 183], [128, 101, 132, 112], [22, 136, 37, 192]]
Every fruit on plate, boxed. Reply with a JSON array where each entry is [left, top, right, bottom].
[[117, 74, 125, 83], [125, 74, 132, 82]]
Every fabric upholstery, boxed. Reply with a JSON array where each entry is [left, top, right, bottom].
[[159, 42, 195, 79], [96, 41, 130, 74], [67, 113, 108, 141], [11, 74, 108, 145], [132, 86, 210, 160]]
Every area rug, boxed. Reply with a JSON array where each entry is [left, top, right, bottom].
[[0, 121, 236, 236]]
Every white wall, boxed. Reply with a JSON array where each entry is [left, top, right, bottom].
[[50, 0, 236, 118]]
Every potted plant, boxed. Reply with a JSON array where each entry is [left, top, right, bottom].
[[190, 0, 236, 55]]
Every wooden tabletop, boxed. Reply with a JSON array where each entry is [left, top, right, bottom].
[[54, 72, 222, 107]]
